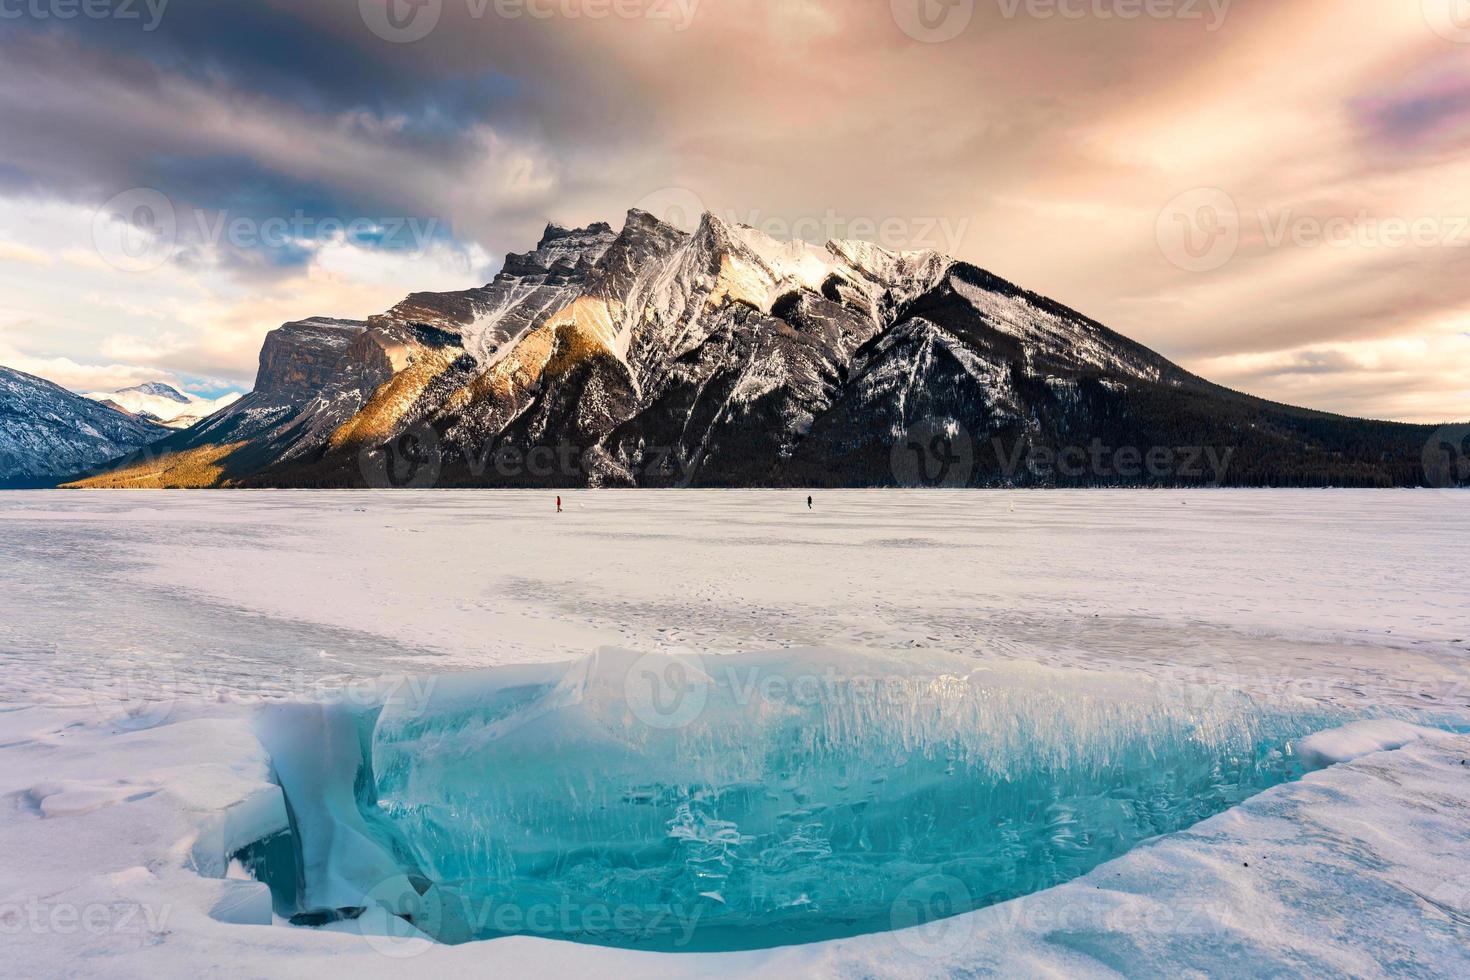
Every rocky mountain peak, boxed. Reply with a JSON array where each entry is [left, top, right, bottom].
[[117, 382, 190, 403], [501, 221, 620, 280], [253, 318, 369, 399], [60, 204, 1455, 490]]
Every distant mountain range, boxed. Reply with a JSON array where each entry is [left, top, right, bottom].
[[3, 209, 1465, 490], [0, 367, 172, 487], [83, 383, 240, 430]]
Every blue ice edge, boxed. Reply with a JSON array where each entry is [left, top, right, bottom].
[[241, 649, 1441, 954]]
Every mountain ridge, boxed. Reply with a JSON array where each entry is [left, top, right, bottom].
[[48, 208, 1468, 490], [0, 366, 172, 487], [83, 383, 242, 430]]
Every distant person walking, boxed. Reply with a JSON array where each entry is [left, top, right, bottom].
[[807, 495, 813, 510], [556, 495, 562, 513]]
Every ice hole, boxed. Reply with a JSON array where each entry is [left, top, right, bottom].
[[249, 650, 1381, 953]]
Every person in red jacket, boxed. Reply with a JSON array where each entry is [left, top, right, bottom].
[[556, 495, 563, 513]]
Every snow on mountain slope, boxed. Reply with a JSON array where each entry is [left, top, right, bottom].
[[85, 383, 241, 429], [377, 222, 618, 365], [0, 366, 170, 485], [68, 207, 1458, 489]]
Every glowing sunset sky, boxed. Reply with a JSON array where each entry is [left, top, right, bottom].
[[0, 0, 1466, 421]]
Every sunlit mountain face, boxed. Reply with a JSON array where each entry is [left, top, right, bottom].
[[63, 211, 1453, 491]]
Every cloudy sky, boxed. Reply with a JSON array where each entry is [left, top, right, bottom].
[[0, 0, 1466, 421]]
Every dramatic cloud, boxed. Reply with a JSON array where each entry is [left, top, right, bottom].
[[0, 0, 1465, 420]]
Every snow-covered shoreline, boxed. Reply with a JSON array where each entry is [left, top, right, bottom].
[[2, 490, 1467, 977]]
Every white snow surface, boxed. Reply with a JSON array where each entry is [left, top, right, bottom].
[[1, 490, 1468, 978], [1296, 719, 1444, 769]]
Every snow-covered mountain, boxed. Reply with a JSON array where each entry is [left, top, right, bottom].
[[84, 382, 240, 429], [74, 209, 1452, 489], [0, 367, 170, 486]]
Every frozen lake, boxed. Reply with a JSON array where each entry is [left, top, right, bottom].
[[1, 490, 1468, 977], [3, 489, 1467, 711]]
